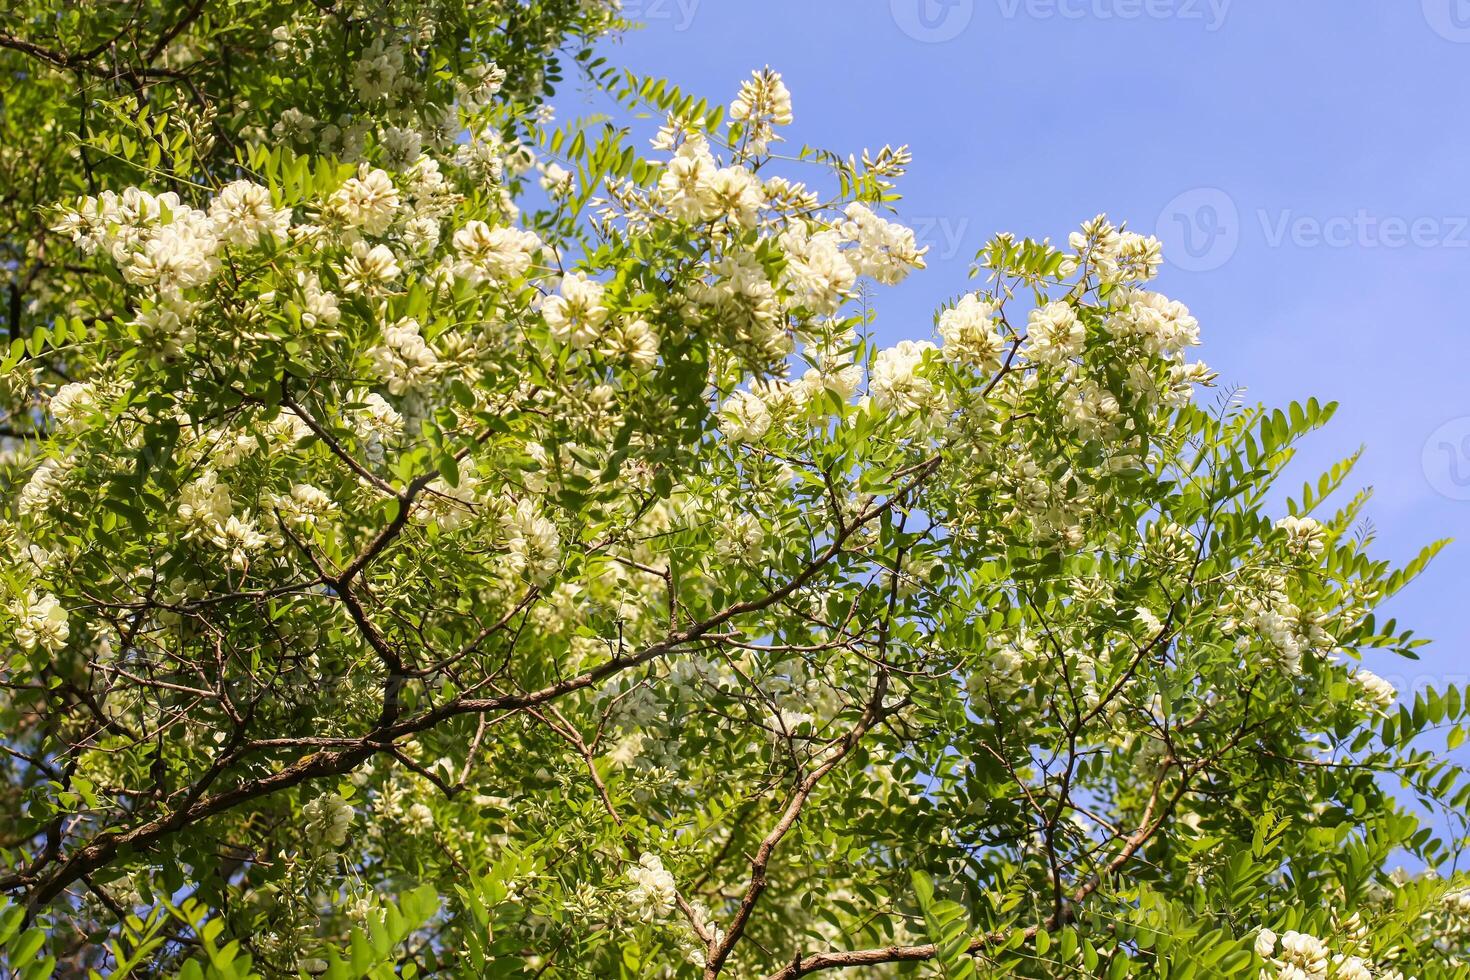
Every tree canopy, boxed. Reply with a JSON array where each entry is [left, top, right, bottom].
[[1, 2, 1467, 978]]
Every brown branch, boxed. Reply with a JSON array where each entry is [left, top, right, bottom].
[[763, 739, 1247, 979], [1, 468, 928, 909], [0, 32, 191, 80], [703, 678, 891, 978], [706, 533, 907, 977]]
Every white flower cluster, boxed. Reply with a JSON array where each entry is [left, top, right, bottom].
[[838, 203, 929, 285], [803, 329, 863, 400], [543, 272, 610, 349], [930, 217, 1213, 456], [938, 293, 1006, 370], [1253, 928, 1386, 980], [302, 792, 354, 852], [210, 180, 292, 246], [451, 220, 543, 284], [1106, 288, 1200, 359], [1026, 301, 1085, 366], [175, 469, 273, 569], [270, 484, 337, 530], [7, 590, 69, 653], [18, 457, 72, 517], [712, 511, 765, 563], [780, 222, 856, 315], [657, 133, 764, 227], [207, 514, 269, 571], [624, 853, 677, 922], [177, 469, 233, 536], [54, 188, 217, 296], [352, 39, 407, 102], [1222, 573, 1334, 675], [49, 381, 111, 433], [601, 317, 660, 371], [341, 241, 402, 294], [414, 472, 481, 531], [596, 73, 926, 377], [327, 165, 401, 235], [287, 272, 340, 331], [718, 389, 772, 444], [458, 60, 508, 113], [350, 390, 404, 441], [871, 340, 945, 419], [1353, 669, 1397, 712], [1069, 213, 1163, 285], [368, 317, 440, 395], [505, 499, 562, 584], [1276, 515, 1327, 558], [728, 67, 793, 156], [1444, 888, 1470, 926], [62, 181, 284, 277], [966, 634, 1039, 699], [53, 181, 290, 348]]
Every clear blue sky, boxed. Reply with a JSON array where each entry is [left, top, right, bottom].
[[590, 1, 1470, 698]]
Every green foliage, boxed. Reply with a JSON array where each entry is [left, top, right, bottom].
[[0, 1, 1465, 978]]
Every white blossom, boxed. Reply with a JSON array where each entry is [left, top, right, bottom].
[[341, 242, 401, 293], [718, 389, 772, 444], [1276, 515, 1326, 558], [839, 203, 927, 285], [302, 792, 353, 851], [938, 293, 1005, 369], [506, 499, 561, 583], [729, 68, 793, 155], [328, 166, 400, 235], [625, 853, 677, 922], [705, 166, 764, 228], [8, 590, 69, 653], [1026, 301, 1084, 366], [368, 317, 439, 395], [543, 272, 609, 349], [380, 126, 424, 170], [49, 382, 105, 432], [177, 470, 233, 537], [208, 180, 291, 247], [780, 223, 855, 314], [452, 220, 542, 283], [351, 40, 404, 102], [351, 391, 404, 440], [208, 512, 267, 569], [1354, 669, 1396, 711], [657, 135, 719, 222], [602, 317, 660, 371], [272, 483, 337, 529], [1275, 931, 1329, 980], [297, 273, 341, 329], [871, 340, 941, 416]]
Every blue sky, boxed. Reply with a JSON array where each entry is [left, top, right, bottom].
[[590, 1, 1470, 705], [590, 0, 1470, 700]]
